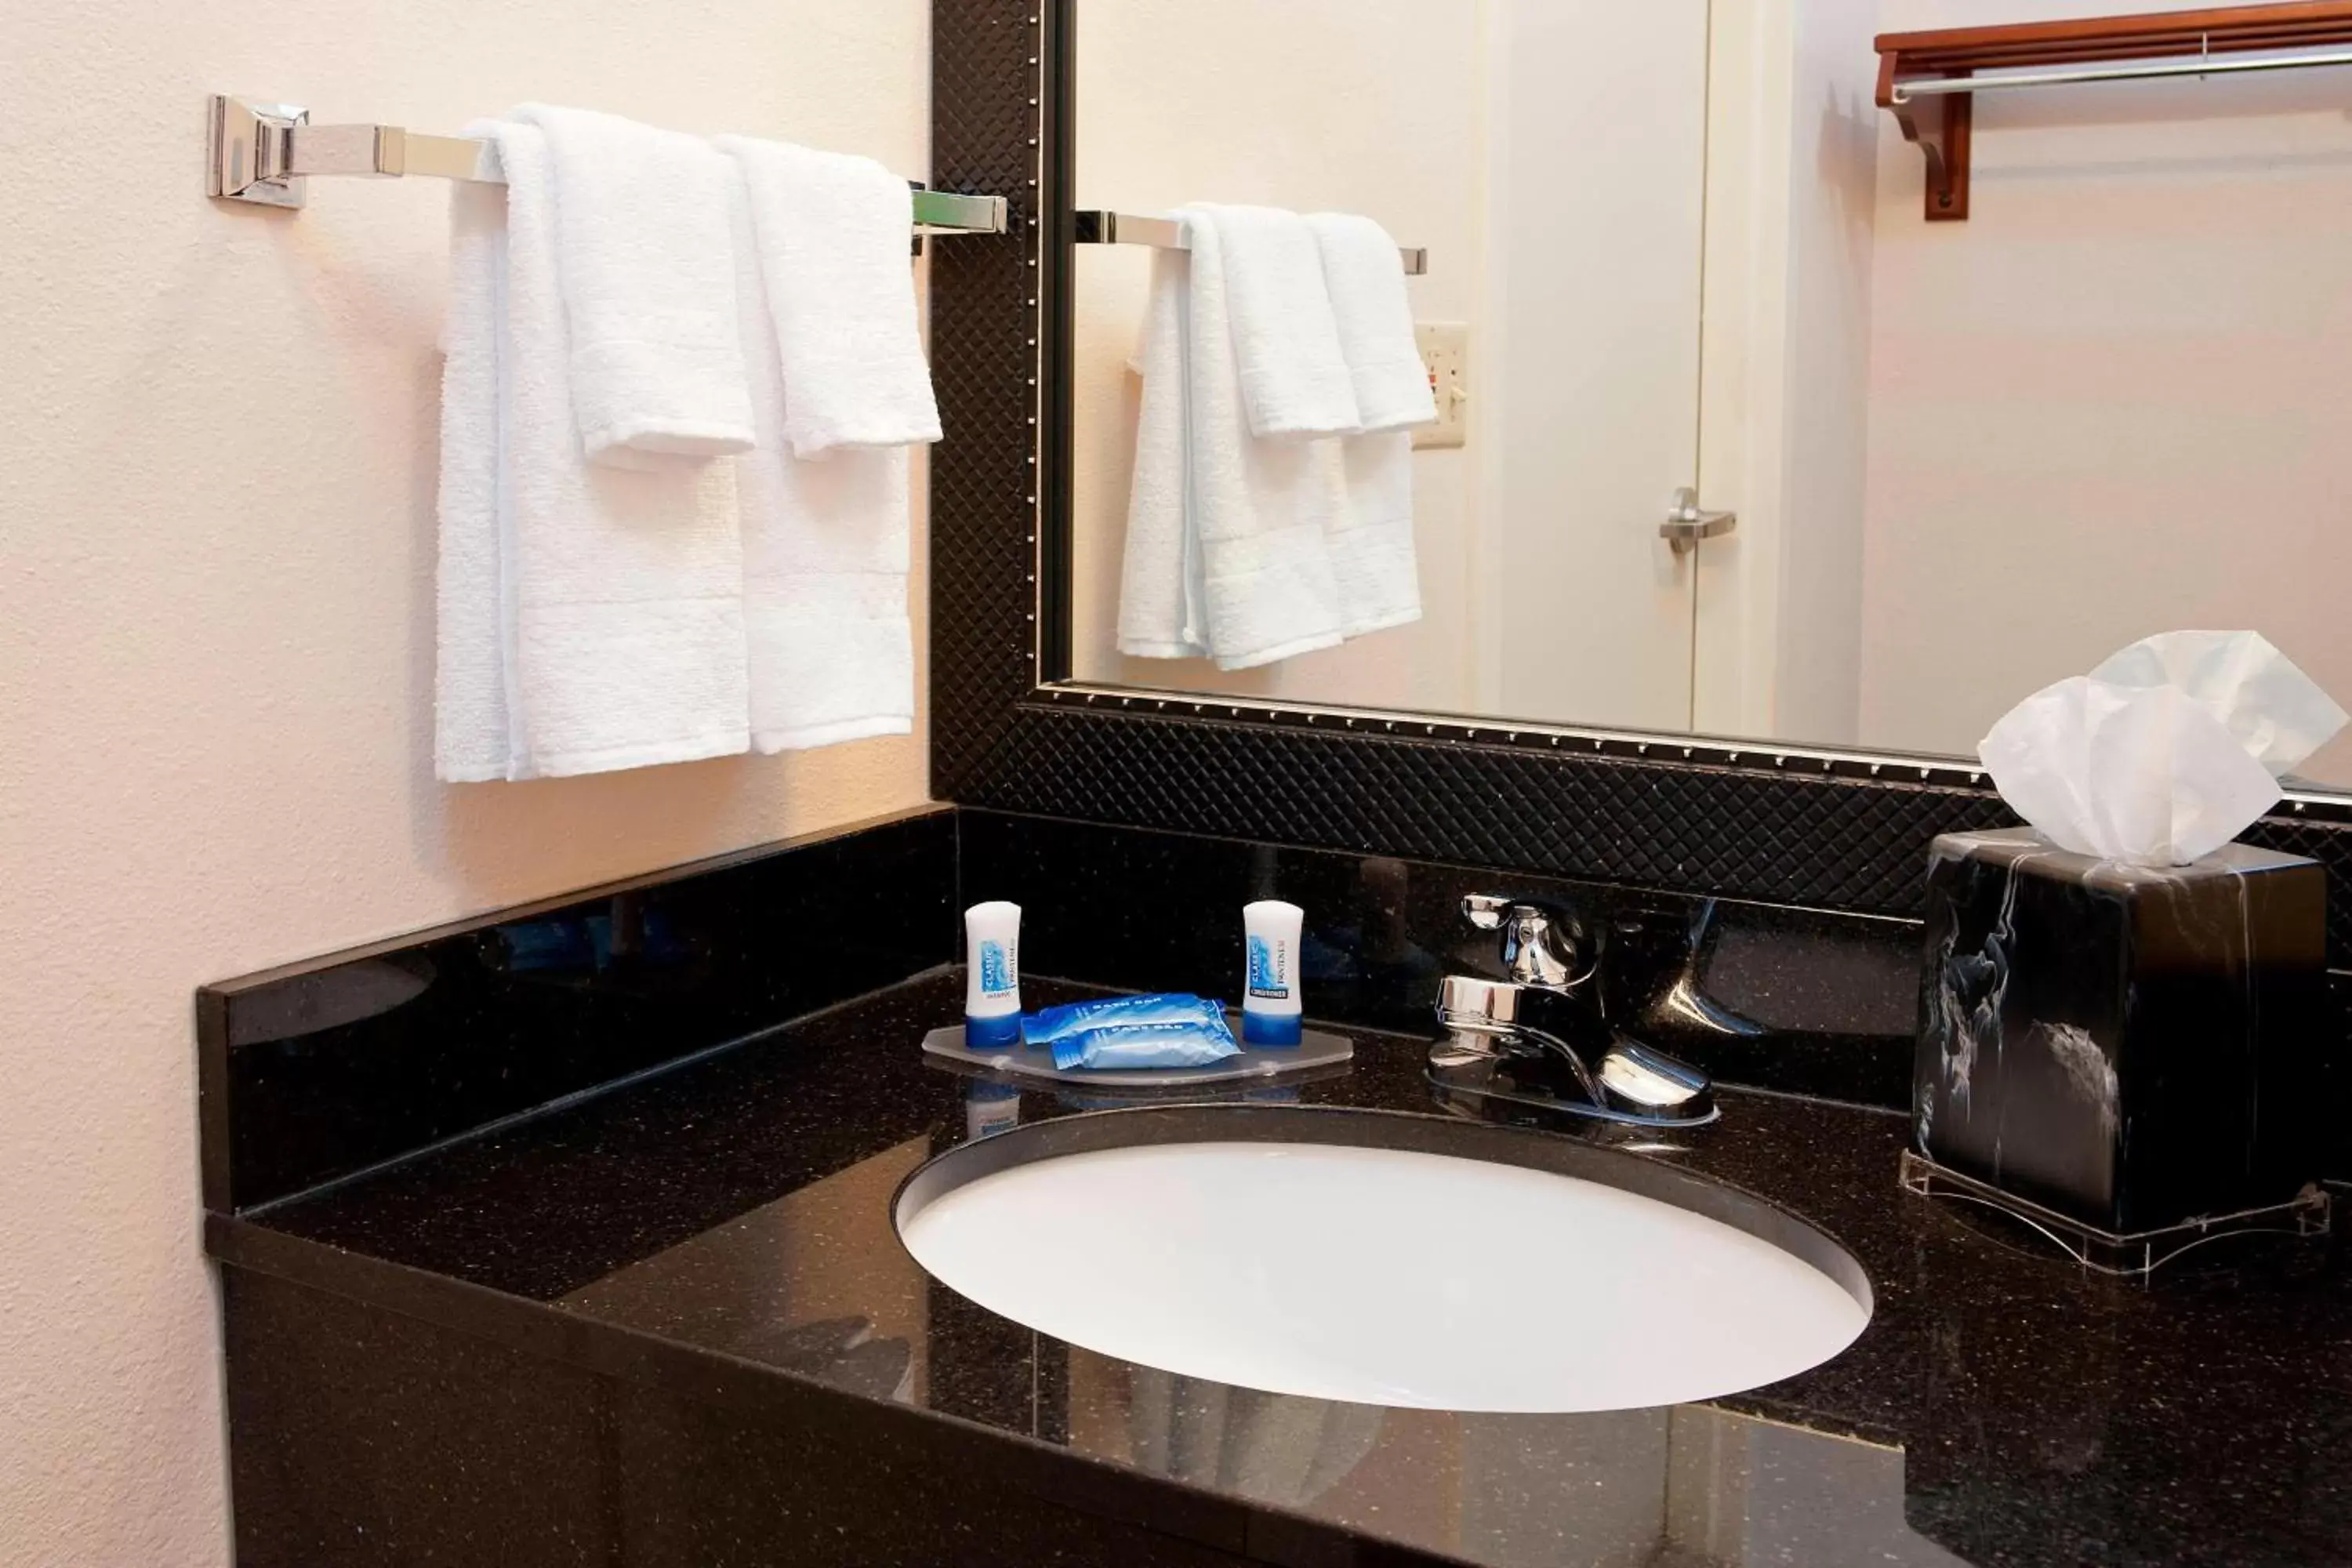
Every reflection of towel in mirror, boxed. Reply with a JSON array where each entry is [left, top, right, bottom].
[[1329, 434, 1421, 641], [1115, 247, 1209, 660], [1207, 205, 1363, 441], [1126, 1369, 1384, 1507], [1304, 212, 1435, 434], [1118, 215, 1348, 670], [1308, 212, 1436, 638], [1116, 208, 1431, 669]]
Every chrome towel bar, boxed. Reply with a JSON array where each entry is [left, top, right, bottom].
[[1073, 210, 1427, 275], [206, 93, 1009, 234]]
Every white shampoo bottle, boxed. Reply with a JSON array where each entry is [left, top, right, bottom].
[[964, 901, 1023, 1048], [1241, 900, 1304, 1046]]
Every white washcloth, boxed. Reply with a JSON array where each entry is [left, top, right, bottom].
[[1196, 205, 1361, 442], [506, 105, 755, 470], [1116, 213, 1348, 670], [434, 122, 751, 781], [724, 173, 915, 750], [717, 136, 942, 456], [1305, 212, 1436, 433]]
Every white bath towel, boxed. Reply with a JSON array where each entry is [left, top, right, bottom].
[[717, 136, 942, 457], [1327, 434, 1422, 637], [434, 122, 751, 781], [506, 105, 755, 470], [724, 172, 916, 750], [1117, 212, 1348, 671], [433, 176, 513, 782], [1195, 205, 1361, 442], [1115, 248, 1207, 660], [1305, 212, 1436, 434]]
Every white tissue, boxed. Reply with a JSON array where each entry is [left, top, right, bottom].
[[1977, 632, 2347, 866], [2089, 630, 2349, 778]]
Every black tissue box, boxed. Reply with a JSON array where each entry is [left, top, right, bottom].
[[1915, 826, 2327, 1235]]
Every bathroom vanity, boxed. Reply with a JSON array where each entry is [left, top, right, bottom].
[[192, 1, 2352, 1561], [202, 805, 2352, 1567]]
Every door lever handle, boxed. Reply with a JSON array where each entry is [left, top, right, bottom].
[[1661, 487, 1737, 557]]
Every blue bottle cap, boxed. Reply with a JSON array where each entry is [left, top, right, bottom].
[[1242, 1011, 1302, 1047], [964, 1011, 1024, 1049]]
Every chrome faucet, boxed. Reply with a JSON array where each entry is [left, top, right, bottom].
[[1433, 895, 1717, 1127]]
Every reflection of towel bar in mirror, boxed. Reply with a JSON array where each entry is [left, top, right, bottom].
[[205, 93, 1011, 234], [1073, 210, 1428, 275]]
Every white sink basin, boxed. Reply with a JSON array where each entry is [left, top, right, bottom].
[[897, 1118, 1870, 1414]]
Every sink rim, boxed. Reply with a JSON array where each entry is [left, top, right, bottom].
[[893, 1102, 1873, 1320]]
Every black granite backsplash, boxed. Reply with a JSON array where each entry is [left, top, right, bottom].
[[959, 808, 1924, 1109], [198, 804, 2352, 1218], [198, 807, 956, 1214]]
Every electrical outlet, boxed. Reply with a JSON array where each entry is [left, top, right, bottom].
[[1414, 321, 1469, 449]]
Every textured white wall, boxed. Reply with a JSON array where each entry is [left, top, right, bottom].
[[1860, 0, 2352, 781], [0, 2, 931, 1562]]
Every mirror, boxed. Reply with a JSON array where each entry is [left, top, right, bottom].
[[1058, 1, 2352, 789]]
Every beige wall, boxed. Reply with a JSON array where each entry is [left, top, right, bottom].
[[0, 2, 931, 1562], [1859, 0, 2352, 782]]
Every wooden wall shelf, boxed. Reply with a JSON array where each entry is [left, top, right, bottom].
[[1875, 1, 2352, 220]]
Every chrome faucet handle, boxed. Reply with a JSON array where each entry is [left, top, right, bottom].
[[1461, 895, 1589, 989]]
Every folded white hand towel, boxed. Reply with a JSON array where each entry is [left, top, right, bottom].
[[506, 104, 755, 470], [1305, 212, 1436, 434], [717, 136, 942, 457], [434, 122, 752, 781], [1196, 205, 1362, 442], [724, 172, 915, 750], [1181, 209, 1348, 670]]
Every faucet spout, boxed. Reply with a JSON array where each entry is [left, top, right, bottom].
[[1434, 975, 1610, 1105], [1433, 897, 1719, 1128]]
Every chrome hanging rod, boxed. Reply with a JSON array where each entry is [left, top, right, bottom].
[[206, 94, 1009, 233], [1073, 210, 1428, 276], [1890, 45, 2352, 102]]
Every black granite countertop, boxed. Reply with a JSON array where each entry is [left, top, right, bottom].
[[211, 968, 2352, 1567]]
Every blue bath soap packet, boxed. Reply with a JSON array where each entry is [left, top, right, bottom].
[[1017, 993, 1227, 1048], [1050, 1016, 1242, 1072], [1015, 993, 1241, 1071]]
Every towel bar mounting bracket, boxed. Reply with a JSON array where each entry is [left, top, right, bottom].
[[209, 95, 314, 209]]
